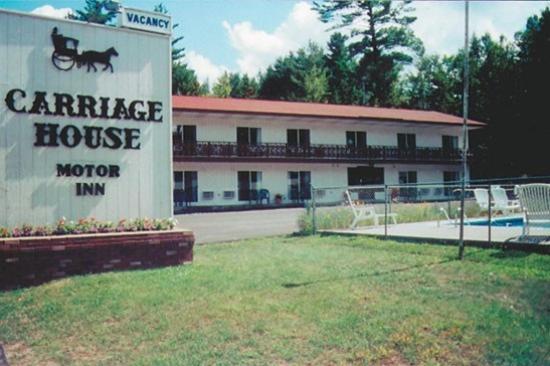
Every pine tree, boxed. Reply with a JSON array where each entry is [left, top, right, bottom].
[[70, 0, 118, 24], [315, 0, 423, 106]]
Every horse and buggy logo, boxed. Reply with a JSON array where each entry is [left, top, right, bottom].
[[50, 27, 118, 72]]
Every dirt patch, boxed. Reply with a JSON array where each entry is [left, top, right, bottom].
[[376, 352, 411, 366], [3, 342, 60, 366]]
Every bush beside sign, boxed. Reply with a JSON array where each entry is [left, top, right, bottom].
[[0, 230, 194, 291]]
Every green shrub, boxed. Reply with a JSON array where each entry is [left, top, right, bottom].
[[298, 200, 484, 234], [298, 208, 356, 234]]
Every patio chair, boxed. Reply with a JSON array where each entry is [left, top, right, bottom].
[[490, 186, 520, 214], [344, 190, 397, 229], [258, 189, 270, 204], [514, 184, 550, 235], [473, 188, 490, 211]]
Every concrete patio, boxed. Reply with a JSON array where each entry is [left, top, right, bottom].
[[321, 218, 550, 246]]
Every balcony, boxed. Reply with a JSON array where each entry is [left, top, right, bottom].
[[172, 141, 464, 164]]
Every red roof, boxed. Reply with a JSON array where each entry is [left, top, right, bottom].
[[172, 96, 484, 127]]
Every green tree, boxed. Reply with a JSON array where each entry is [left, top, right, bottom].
[[259, 42, 328, 102], [514, 7, 550, 176], [70, 0, 118, 24], [172, 64, 208, 96], [403, 54, 457, 112], [153, 3, 207, 96], [303, 66, 329, 102], [229, 74, 259, 99], [441, 34, 520, 177], [153, 3, 185, 62], [212, 72, 232, 98], [325, 33, 360, 104], [315, 0, 423, 106]]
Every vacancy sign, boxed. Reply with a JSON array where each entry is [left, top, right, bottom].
[[120, 8, 171, 35]]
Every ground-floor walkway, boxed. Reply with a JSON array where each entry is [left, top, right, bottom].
[[175, 207, 303, 244]]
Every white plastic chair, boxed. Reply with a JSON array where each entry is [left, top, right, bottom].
[[490, 186, 520, 214], [515, 184, 550, 235], [344, 190, 397, 229], [473, 188, 490, 211]]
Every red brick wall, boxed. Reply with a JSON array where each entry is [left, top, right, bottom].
[[0, 230, 194, 291]]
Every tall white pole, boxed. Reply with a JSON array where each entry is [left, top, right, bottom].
[[458, 0, 469, 260]]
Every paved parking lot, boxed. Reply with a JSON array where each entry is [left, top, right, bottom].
[[175, 207, 305, 244]]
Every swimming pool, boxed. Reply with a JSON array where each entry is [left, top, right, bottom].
[[466, 216, 550, 228], [467, 216, 523, 227]]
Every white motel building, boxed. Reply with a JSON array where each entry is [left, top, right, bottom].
[[0, 7, 484, 227], [172, 96, 483, 208]]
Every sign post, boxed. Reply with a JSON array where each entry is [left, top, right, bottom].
[[458, 0, 470, 260]]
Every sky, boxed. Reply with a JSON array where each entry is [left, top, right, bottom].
[[1, 0, 549, 84]]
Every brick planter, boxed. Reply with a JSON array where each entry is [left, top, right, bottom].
[[0, 229, 194, 291]]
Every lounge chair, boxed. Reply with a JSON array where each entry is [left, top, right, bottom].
[[515, 184, 550, 235], [490, 186, 520, 214], [344, 190, 397, 229], [473, 188, 491, 212]]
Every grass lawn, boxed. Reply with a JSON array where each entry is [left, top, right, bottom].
[[1, 236, 549, 365]]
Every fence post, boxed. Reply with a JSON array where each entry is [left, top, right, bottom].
[[311, 186, 317, 235], [384, 184, 388, 238], [488, 184, 492, 246]]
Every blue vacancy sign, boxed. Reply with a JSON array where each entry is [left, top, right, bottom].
[[119, 7, 171, 35]]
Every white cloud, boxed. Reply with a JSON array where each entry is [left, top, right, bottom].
[[184, 50, 228, 84], [412, 0, 550, 55], [31, 5, 73, 19], [222, 1, 331, 76]]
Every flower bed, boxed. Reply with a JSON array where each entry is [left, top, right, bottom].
[[0, 229, 194, 291], [0, 217, 177, 238]]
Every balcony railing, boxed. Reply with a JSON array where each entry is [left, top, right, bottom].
[[172, 141, 464, 164]]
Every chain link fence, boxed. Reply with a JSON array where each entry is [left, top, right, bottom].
[[305, 176, 550, 248]]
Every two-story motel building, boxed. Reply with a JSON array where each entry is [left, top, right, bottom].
[[172, 96, 483, 208]]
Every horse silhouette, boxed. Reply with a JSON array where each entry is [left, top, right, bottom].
[[77, 47, 119, 73]]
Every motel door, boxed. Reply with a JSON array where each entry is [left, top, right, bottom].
[[288, 171, 311, 201], [347, 166, 384, 186], [238, 171, 261, 201], [174, 171, 198, 207], [173, 125, 196, 145]]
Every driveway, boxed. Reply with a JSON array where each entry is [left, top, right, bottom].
[[175, 207, 305, 244]]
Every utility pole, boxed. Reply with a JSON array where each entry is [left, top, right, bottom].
[[458, 0, 469, 260]]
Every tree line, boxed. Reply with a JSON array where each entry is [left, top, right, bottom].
[[71, 0, 550, 178]]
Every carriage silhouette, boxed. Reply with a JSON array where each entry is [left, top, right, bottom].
[[50, 27, 118, 72]]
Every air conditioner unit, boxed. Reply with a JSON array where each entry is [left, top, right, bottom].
[[202, 191, 214, 200]]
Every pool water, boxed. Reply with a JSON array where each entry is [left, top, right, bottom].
[[467, 216, 550, 228], [467, 216, 523, 227]]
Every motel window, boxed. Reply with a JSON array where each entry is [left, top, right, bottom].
[[173, 171, 198, 206], [443, 171, 460, 196], [172, 125, 196, 145], [397, 133, 416, 150], [173, 125, 183, 145], [442, 135, 459, 150], [288, 171, 311, 201], [238, 171, 262, 201], [399, 171, 417, 184], [399, 171, 418, 201], [347, 166, 384, 186], [287, 129, 310, 147], [237, 127, 261, 145], [346, 131, 367, 148], [183, 125, 197, 143]]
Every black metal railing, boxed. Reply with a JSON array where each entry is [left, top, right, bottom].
[[173, 141, 464, 163]]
